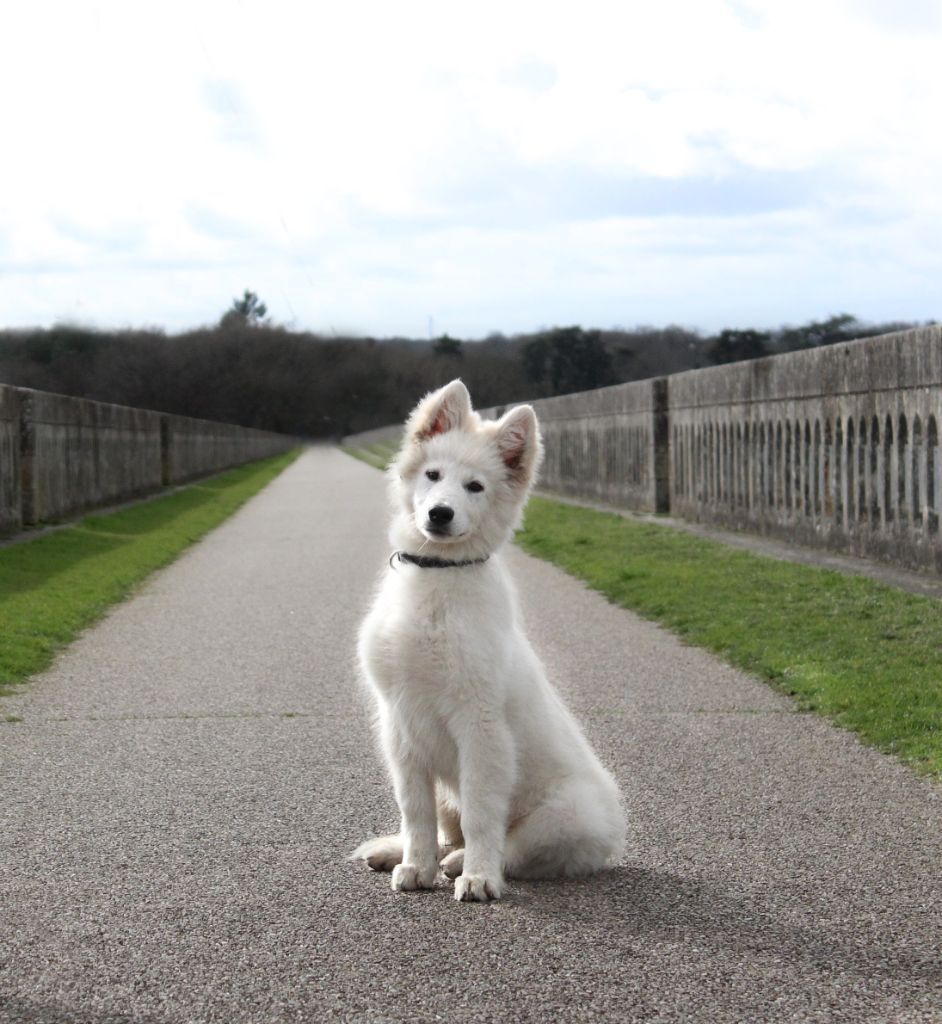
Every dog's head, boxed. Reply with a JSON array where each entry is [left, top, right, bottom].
[[389, 380, 543, 559]]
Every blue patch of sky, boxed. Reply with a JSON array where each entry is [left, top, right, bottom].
[[531, 165, 819, 220], [414, 162, 822, 231], [200, 77, 260, 147], [500, 57, 558, 93]]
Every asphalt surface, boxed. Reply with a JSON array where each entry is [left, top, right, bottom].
[[1, 446, 941, 1024]]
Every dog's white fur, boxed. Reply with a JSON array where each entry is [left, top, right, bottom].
[[352, 380, 625, 902]]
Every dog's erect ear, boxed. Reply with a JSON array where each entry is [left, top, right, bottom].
[[406, 379, 472, 443], [495, 405, 540, 484]]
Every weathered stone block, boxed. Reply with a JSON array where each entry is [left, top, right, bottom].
[[0, 385, 22, 534]]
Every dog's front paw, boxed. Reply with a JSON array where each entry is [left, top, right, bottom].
[[391, 862, 438, 892], [454, 872, 503, 902]]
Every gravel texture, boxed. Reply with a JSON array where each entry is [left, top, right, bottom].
[[1, 447, 941, 1023]]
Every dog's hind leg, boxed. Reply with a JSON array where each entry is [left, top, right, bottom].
[[436, 788, 465, 877], [436, 792, 464, 847], [440, 848, 464, 879], [350, 834, 404, 872], [503, 778, 625, 879]]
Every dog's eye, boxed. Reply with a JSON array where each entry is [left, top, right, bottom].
[[465, 481, 484, 493], [425, 469, 440, 482]]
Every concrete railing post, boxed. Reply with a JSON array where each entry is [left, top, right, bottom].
[[653, 377, 670, 514], [18, 389, 36, 527], [0, 385, 296, 537], [160, 416, 171, 487], [0, 386, 23, 533]]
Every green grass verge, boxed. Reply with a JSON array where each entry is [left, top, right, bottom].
[[0, 450, 301, 696], [342, 439, 400, 471], [517, 497, 942, 779]]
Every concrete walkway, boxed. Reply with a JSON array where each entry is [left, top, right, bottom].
[[1, 447, 940, 1024]]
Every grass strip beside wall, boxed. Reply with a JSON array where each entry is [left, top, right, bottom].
[[518, 497, 942, 778], [0, 450, 301, 697], [342, 439, 401, 471]]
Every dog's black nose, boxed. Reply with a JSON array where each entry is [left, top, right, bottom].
[[428, 505, 454, 525]]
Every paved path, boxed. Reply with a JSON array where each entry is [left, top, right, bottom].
[[2, 447, 941, 1024]]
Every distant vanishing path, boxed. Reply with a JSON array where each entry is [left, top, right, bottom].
[[1, 447, 941, 1023]]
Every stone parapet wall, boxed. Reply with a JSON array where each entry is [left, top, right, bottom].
[[163, 414, 294, 484], [22, 390, 164, 524], [0, 384, 297, 534], [479, 378, 669, 513], [344, 325, 942, 575], [668, 326, 942, 572]]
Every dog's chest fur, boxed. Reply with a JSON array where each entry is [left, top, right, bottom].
[[359, 562, 517, 739]]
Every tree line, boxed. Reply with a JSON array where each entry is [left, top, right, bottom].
[[0, 296, 926, 439]]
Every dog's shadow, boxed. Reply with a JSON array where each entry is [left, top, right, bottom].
[[499, 864, 941, 990], [351, 841, 939, 992]]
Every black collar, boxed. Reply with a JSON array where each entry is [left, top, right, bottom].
[[392, 551, 490, 570]]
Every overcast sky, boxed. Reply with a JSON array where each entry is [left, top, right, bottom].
[[3, 0, 941, 338]]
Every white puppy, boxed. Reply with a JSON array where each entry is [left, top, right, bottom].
[[352, 380, 625, 902]]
